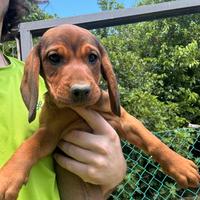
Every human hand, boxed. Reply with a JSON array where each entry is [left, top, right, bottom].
[[54, 107, 126, 196]]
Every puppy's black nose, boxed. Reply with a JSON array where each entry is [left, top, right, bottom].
[[70, 84, 91, 101]]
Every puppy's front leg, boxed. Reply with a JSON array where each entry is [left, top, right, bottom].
[[0, 127, 60, 200], [93, 92, 200, 188], [120, 109, 200, 188]]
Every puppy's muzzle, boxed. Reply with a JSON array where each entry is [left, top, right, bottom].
[[70, 84, 91, 103]]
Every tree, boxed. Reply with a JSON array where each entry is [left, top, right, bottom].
[[96, 0, 200, 131], [24, 0, 56, 22]]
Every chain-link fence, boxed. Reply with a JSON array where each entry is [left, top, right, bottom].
[[110, 128, 200, 200]]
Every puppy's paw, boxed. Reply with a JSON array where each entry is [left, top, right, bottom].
[[161, 151, 200, 188], [0, 164, 28, 200]]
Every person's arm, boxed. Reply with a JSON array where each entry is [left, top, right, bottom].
[[54, 107, 127, 197]]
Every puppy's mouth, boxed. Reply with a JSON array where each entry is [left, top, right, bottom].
[[51, 84, 101, 108]]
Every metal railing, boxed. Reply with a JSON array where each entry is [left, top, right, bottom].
[[18, 0, 200, 60]]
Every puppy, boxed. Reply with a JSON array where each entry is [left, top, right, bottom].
[[0, 24, 199, 200]]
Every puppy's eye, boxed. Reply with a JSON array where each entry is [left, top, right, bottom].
[[88, 53, 98, 64], [48, 52, 61, 65]]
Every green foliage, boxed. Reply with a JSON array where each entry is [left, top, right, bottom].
[[97, 0, 124, 10], [120, 88, 186, 131], [24, 1, 56, 22], [138, 0, 175, 6], [1, 40, 18, 58], [96, 0, 200, 131]]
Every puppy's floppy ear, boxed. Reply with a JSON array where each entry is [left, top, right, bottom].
[[20, 45, 41, 123], [99, 44, 121, 116]]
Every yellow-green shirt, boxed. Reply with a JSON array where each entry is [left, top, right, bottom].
[[0, 56, 60, 200]]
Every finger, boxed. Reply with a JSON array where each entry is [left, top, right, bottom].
[[61, 131, 108, 153], [58, 140, 100, 164], [72, 107, 115, 135], [54, 153, 96, 184]]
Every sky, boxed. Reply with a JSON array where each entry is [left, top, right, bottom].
[[39, 0, 139, 18]]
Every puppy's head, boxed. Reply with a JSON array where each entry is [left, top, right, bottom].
[[21, 24, 120, 122]]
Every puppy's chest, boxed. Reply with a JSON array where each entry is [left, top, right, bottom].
[[40, 104, 81, 135]]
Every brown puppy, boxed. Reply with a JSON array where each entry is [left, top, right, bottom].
[[0, 24, 199, 200]]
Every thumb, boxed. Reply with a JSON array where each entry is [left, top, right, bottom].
[[72, 107, 115, 135]]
